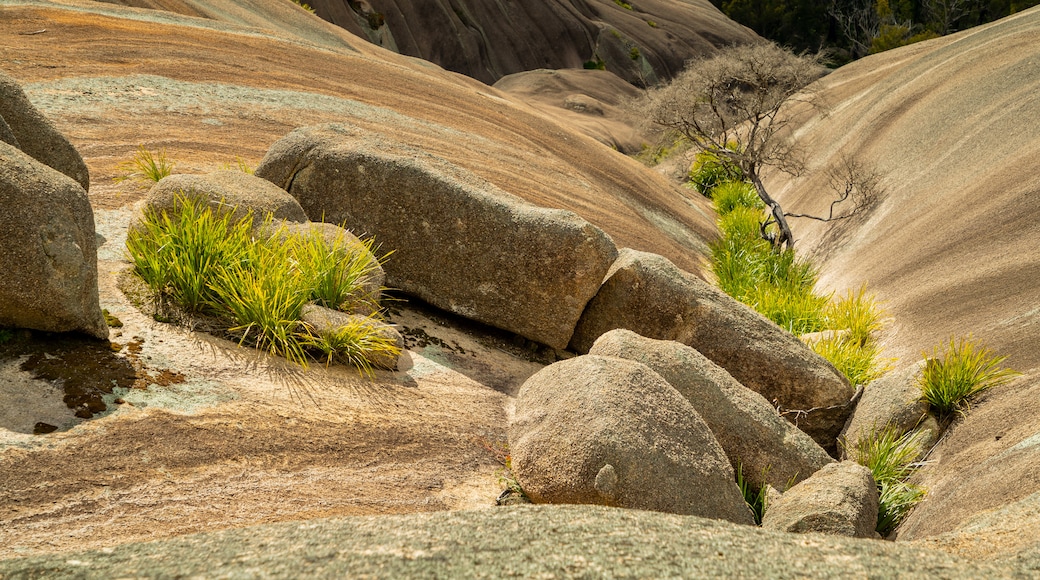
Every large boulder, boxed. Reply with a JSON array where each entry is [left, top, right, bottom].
[[509, 355, 753, 524], [143, 170, 308, 229], [0, 69, 90, 191], [571, 248, 854, 449], [761, 461, 879, 538], [0, 142, 107, 338], [256, 124, 619, 350], [840, 360, 931, 455], [590, 329, 833, 491]]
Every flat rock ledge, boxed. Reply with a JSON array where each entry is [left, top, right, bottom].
[[0, 505, 1019, 578]]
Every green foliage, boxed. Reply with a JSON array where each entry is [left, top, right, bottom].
[[811, 334, 889, 387], [126, 196, 252, 312], [711, 181, 763, 214], [583, 57, 606, 70], [126, 194, 395, 369], [825, 286, 884, 347], [919, 337, 1020, 420], [847, 426, 927, 535], [613, 0, 634, 9], [629, 46, 641, 60], [689, 147, 745, 196], [116, 146, 175, 184], [219, 157, 255, 174], [292, 229, 384, 313], [0, 328, 13, 345], [736, 463, 769, 525], [291, 0, 316, 13], [647, 20, 658, 27], [303, 316, 401, 374]]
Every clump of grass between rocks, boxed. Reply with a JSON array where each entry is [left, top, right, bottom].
[[919, 336, 1020, 421], [846, 426, 927, 535], [125, 194, 398, 372], [736, 463, 769, 525]]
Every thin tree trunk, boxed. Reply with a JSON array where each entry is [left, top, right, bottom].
[[749, 171, 795, 251]]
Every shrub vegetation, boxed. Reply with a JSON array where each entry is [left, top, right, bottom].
[[126, 194, 398, 372]]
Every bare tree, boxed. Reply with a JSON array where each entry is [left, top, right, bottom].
[[643, 42, 826, 251], [785, 153, 883, 222]]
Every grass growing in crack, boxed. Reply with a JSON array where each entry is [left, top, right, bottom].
[[736, 463, 769, 524], [846, 426, 927, 535], [116, 146, 175, 184], [704, 166, 888, 387], [126, 194, 397, 369], [919, 337, 1020, 420]]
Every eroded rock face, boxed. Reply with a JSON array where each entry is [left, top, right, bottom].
[[0, 142, 106, 339], [256, 124, 618, 350], [572, 248, 854, 449], [841, 360, 931, 455], [509, 355, 753, 524], [143, 170, 308, 229], [590, 329, 833, 491], [0, 69, 90, 191], [762, 461, 878, 538], [306, 0, 758, 85]]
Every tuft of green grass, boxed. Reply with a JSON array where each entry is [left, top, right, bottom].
[[116, 146, 175, 184], [302, 316, 402, 375], [126, 195, 253, 312], [736, 463, 769, 525], [810, 334, 890, 387], [847, 425, 927, 535], [291, 228, 385, 314], [712, 181, 763, 214], [219, 157, 255, 174], [126, 194, 391, 370], [749, 282, 829, 336], [0, 328, 13, 345], [689, 146, 745, 195], [826, 286, 884, 347], [919, 337, 1020, 420]]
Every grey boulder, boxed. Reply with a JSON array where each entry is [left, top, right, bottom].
[[0, 69, 90, 191], [255, 124, 618, 350], [509, 355, 753, 524], [572, 248, 854, 449], [590, 329, 833, 491], [0, 142, 106, 338], [142, 170, 308, 229], [762, 461, 879, 538], [841, 360, 931, 455]]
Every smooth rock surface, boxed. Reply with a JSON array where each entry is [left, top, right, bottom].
[[572, 248, 855, 449], [143, 170, 308, 229], [590, 329, 833, 491], [762, 461, 879, 538], [509, 355, 752, 523], [0, 69, 90, 191], [257, 124, 619, 350], [0, 142, 106, 338], [0, 505, 1018, 578]]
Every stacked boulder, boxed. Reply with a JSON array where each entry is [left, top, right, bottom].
[[0, 70, 106, 339]]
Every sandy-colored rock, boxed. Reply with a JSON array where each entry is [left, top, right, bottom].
[[841, 360, 931, 454], [572, 248, 854, 449], [590, 329, 833, 491], [0, 142, 106, 339], [0, 69, 90, 191], [509, 355, 753, 523], [762, 461, 879, 538], [143, 170, 308, 229], [300, 304, 402, 370], [257, 124, 619, 350]]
